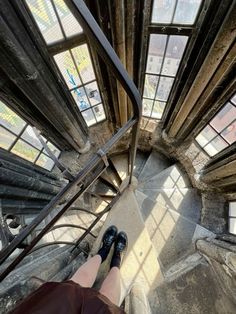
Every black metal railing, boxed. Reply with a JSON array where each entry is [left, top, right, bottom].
[[0, 0, 142, 282]]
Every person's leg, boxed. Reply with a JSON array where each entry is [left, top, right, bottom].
[[70, 225, 118, 287], [70, 254, 102, 287], [99, 231, 128, 306], [99, 266, 121, 305]]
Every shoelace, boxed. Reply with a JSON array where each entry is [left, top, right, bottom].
[[103, 235, 114, 248], [116, 241, 125, 252]]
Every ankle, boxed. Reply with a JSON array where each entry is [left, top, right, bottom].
[[110, 253, 121, 269]]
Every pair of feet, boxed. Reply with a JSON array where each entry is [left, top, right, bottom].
[[97, 226, 128, 269]]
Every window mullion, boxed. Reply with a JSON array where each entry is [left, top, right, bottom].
[[50, 0, 66, 40], [170, 0, 178, 24], [8, 124, 28, 152]]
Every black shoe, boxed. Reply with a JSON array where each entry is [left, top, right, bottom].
[[110, 231, 128, 269], [97, 225, 118, 262]]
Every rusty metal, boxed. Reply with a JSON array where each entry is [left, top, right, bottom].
[[46, 224, 97, 238], [97, 149, 109, 167], [30, 241, 88, 256]]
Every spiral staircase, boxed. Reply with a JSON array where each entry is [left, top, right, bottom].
[[0, 1, 236, 313], [1, 149, 235, 313]]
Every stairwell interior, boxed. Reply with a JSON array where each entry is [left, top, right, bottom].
[[0, 0, 236, 313]]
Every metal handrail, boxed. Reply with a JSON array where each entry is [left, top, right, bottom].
[[0, 0, 142, 281], [46, 224, 97, 238]]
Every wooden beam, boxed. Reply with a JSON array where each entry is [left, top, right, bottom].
[[176, 45, 236, 140], [167, 2, 236, 139], [48, 33, 87, 55], [109, 0, 128, 125], [201, 159, 236, 183], [87, 0, 120, 126]]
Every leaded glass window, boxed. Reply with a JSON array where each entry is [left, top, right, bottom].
[[195, 94, 236, 156], [0, 100, 61, 171], [25, 0, 106, 127], [54, 45, 106, 126], [143, 0, 203, 119]]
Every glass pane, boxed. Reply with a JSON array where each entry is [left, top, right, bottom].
[[93, 104, 106, 122], [26, 0, 64, 44], [36, 153, 54, 171], [210, 103, 236, 132], [71, 45, 96, 84], [21, 126, 43, 150], [0, 101, 26, 134], [195, 125, 217, 147], [53, 0, 83, 37], [81, 109, 96, 127], [54, 51, 81, 88], [44, 141, 60, 157], [221, 120, 236, 145], [152, 101, 166, 119], [0, 126, 16, 150], [85, 81, 101, 106], [155, 77, 174, 101], [11, 140, 39, 162], [71, 87, 90, 111], [143, 75, 159, 99], [204, 136, 228, 157], [142, 98, 153, 117], [151, 0, 176, 24], [173, 0, 202, 25], [162, 36, 188, 76], [146, 35, 167, 74]]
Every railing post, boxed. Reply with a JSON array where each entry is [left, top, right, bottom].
[[129, 122, 140, 184]]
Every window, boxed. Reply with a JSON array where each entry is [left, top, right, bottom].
[[25, 0, 106, 127], [26, 0, 83, 45], [229, 202, 236, 235], [152, 0, 202, 25], [0, 100, 61, 171], [142, 0, 202, 119], [54, 45, 105, 126], [195, 94, 236, 156]]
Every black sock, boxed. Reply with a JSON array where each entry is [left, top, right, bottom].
[[97, 246, 109, 263], [110, 251, 121, 269]]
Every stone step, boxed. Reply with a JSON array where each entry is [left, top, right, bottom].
[[90, 179, 117, 196], [50, 252, 86, 282], [110, 153, 129, 181], [149, 262, 236, 314], [164, 252, 204, 282], [124, 283, 151, 314], [138, 164, 192, 190], [138, 150, 172, 183], [0, 245, 62, 275], [0, 245, 87, 312], [134, 191, 214, 273], [0, 245, 73, 293], [136, 187, 201, 224], [90, 188, 163, 306], [133, 150, 149, 178], [100, 167, 121, 190]]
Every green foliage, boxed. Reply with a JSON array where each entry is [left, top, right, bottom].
[[0, 101, 24, 129]]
